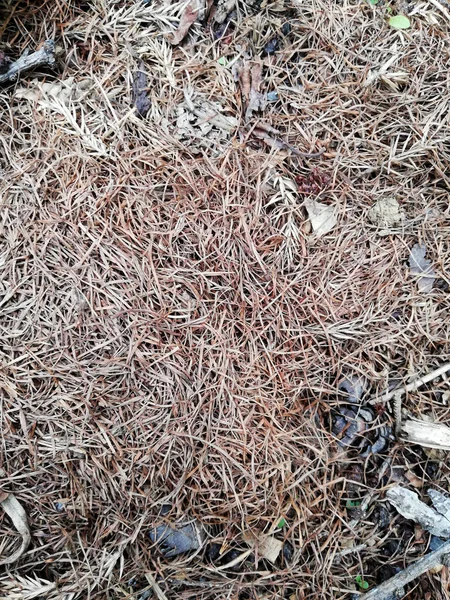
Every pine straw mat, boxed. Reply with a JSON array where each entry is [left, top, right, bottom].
[[0, 0, 450, 598]]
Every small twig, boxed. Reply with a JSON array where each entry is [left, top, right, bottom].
[[144, 573, 168, 600], [215, 548, 253, 571], [362, 538, 450, 600], [369, 362, 450, 405], [0, 40, 56, 84]]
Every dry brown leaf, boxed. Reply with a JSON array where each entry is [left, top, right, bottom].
[[236, 60, 251, 99], [243, 531, 283, 562], [246, 62, 267, 119], [168, 1, 199, 45]]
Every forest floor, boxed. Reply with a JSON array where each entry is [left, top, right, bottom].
[[0, 0, 450, 598]]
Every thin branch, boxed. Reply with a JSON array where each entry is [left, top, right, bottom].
[[363, 539, 450, 600], [369, 362, 450, 404], [0, 40, 56, 84]]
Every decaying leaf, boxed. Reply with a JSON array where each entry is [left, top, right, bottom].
[[0, 488, 31, 565], [246, 62, 267, 120], [132, 61, 151, 117], [243, 531, 283, 562], [174, 88, 237, 155], [15, 77, 94, 107], [402, 418, 450, 450], [409, 243, 435, 293], [304, 199, 337, 237], [235, 59, 267, 120], [149, 519, 204, 557], [214, 0, 236, 24], [167, 1, 199, 45], [368, 198, 404, 229]]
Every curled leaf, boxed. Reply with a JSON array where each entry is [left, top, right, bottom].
[[388, 15, 411, 29], [167, 1, 199, 45], [0, 491, 31, 565]]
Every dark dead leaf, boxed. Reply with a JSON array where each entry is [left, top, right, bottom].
[[132, 62, 151, 117], [149, 519, 204, 557], [168, 1, 199, 45]]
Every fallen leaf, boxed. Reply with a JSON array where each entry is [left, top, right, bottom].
[[243, 531, 283, 562], [304, 199, 337, 236], [0, 489, 31, 565], [409, 244, 435, 293], [213, 0, 236, 24], [388, 15, 411, 29], [168, 1, 199, 45], [246, 62, 267, 120], [368, 198, 403, 229], [149, 519, 204, 557], [132, 61, 151, 117]]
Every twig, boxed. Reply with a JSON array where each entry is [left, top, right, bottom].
[[362, 538, 450, 600], [144, 573, 168, 600], [369, 362, 450, 404], [0, 40, 56, 84]]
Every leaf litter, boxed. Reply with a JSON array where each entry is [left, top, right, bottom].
[[1, 0, 450, 599]]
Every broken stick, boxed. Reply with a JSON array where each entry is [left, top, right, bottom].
[[0, 40, 56, 84], [363, 538, 450, 600], [369, 362, 450, 405]]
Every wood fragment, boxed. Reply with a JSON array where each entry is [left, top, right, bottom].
[[386, 486, 450, 538], [362, 538, 450, 600], [0, 40, 56, 84], [145, 573, 169, 600], [401, 418, 450, 450], [132, 61, 151, 117]]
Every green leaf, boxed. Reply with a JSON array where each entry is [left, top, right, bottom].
[[277, 517, 286, 528], [218, 56, 227, 66], [388, 15, 411, 29], [355, 575, 369, 590], [368, 0, 378, 4], [346, 500, 362, 508]]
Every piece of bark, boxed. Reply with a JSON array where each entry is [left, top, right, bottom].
[[401, 418, 450, 450], [0, 40, 56, 84], [386, 486, 450, 538], [132, 61, 151, 117]]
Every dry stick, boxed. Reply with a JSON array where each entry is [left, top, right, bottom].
[[144, 573, 168, 600], [0, 40, 56, 84], [368, 362, 450, 405], [363, 538, 450, 600]]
